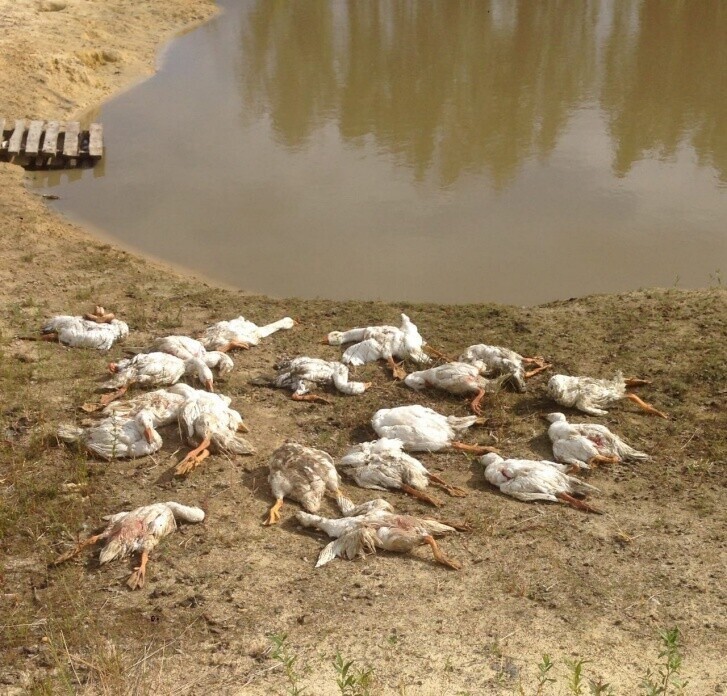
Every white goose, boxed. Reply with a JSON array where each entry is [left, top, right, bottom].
[[52, 501, 205, 589], [175, 392, 253, 475], [273, 357, 371, 404], [325, 313, 430, 379], [57, 409, 162, 460], [480, 453, 601, 513], [40, 314, 129, 351], [371, 405, 498, 455], [101, 353, 214, 403], [339, 438, 467, 507], [265, 442, 353, 525], [404, 362, 507, 415], [146, 336, 234, 376], [458, 344, 551, 392], [545, 412, 649, 470], [296, 506, 461, 569], [199, 315, 296, 352], [547, 373, 667, 419], [99, 387, 187, 426]]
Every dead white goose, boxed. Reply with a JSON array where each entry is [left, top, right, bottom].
[[264, 442, 353, 525], [371, 405, 498, 455], [547, 372, 667, 419], [57, 409, 162, 460], [296, 506, 461, 569], [480, 453, 602, 513], [458, 344, 551, 392], [273, 356, 371, 404], [404, 362, 507, 415], [339, 438, 467, 507], [199, 315, 296, 352], [545, 412, 649, 470], [52, 501, 205, 590], [324, 313, 430, 380]]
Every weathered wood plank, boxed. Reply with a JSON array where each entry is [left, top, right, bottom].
[[62, 121, 80, 157], [8, 119, 26, 154], [25, 120, 45, 155], [88, 123, 103, 158], [42, 121, 60, 155]]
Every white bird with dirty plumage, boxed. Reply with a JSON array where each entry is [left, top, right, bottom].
[[480, 453, 601, 513], [52, 501, 205, 589], [547, 372, 667, 419], [458, 344, 551, 392], [404, 362, 507, 414], [199, 315, 296, 352], [325, 313, 430, 379], [545, 412, 649, 470], [296, 506, 461, 569], [101, 353, 215, 404], [175, 391, 253, 475], [273, 356, 371, 404], [145, 336, 234, 376], [339, 438, 467, 507], [264, 442, 353, 525], [372, 405, 498, 455], [57, 409, 162, 460], [39, 314, 129, 351]]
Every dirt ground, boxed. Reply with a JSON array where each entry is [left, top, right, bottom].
[[1, 2, 726, 694]]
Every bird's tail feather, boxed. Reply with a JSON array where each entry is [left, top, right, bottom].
[[57, 424, 84, 443]]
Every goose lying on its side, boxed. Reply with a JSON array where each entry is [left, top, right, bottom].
[[145, 336, 234, 376], [404, 362, 507, 415], [57, 409, 162, 460], [199, 316, 296, 352], [273, 356, 371, 404], [480, 453, 601, 513], [325, 313, 430, 380], [547, 372, 667, 419], [101, 353, 215, 404], [39, 313, 129, 351], [545, 412, 649, 470], [339, 438, 467, 507], [52, 501, 205, 589], [296, 506, 461, 569], [372, 405, 498, 455], [458, 344, 550, 392]]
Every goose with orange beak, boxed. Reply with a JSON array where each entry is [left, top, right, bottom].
[[57, 409, 162, 460]]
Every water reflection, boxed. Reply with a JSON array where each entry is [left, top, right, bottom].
[[602, 1, 727, 181], [32, 0, 726, 304], [240, 0, 603, 187], [239, 0, 727, 186]]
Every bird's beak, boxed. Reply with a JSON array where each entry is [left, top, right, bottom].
[[205, 379, 214, 392], [108, 362, 118, 374], [144, 427, 155, 444], [237, 422, 249, 433]]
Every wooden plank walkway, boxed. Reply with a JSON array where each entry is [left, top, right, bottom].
[[0, 118, 103, 168]]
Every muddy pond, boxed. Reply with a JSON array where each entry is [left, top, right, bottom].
[[33, 0, 727, 305]]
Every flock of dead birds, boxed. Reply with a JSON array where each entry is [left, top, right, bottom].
[[32, 306, 667, 589]]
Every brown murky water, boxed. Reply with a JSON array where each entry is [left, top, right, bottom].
[[33, 0, 727, 304]]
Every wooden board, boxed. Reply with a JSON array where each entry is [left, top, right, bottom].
[[62, 121, 80, 157], [25, 120, 44, 155], [88, 123, 103, 158], [42, 121, 60, 155], [8, 119, 26, 154]]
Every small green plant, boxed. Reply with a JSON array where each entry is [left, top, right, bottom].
[[565, 658, 588, 695], [536, 654, 556, 694], [269, 633, 307, 695], [641, 627, 688, 695], [333, 651, 374, 696]]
